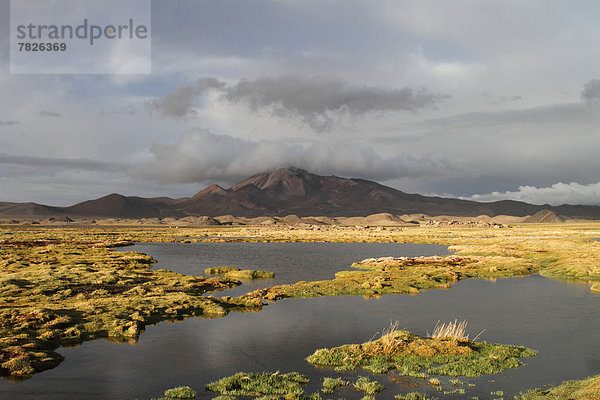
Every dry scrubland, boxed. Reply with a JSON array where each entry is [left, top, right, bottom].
[[1, 222, 600, 398]]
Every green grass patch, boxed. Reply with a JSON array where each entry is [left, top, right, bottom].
[[205, 267, 241, 275], [321, 377, 348, 394], [206, 372, 309, 398], [443, 388, 465, 395], [306, 328, 536, 378], [164, 385, 196, 398], [225, 269, 275, 280], [516, 374, 600, 399], [395, 392, 435, 400], [353, 376, 384, 395], [247, 254, 537, 301], [427, 378, 441, 386]]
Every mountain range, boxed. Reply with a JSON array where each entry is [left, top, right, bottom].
[[1, 167, 599, 219]]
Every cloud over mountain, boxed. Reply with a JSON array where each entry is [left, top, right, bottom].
[[133, 129, 451, 184]]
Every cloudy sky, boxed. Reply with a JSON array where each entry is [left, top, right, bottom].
[[1, 0, 600, 206]]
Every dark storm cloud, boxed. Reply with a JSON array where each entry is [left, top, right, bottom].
[[581, 79, 600, 103], [148, 75, 448, 131], [146, 78, 226, 118], [223, 75, 449, 131]]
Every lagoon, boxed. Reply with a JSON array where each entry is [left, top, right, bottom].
[[1, 242, 598, 399]]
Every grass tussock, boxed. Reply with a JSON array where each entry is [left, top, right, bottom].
[[164, 385, 196, 398], [427, 377, 441, 386], [431, 320, 477, 340], [353, 376, 384, 395], [224, 269, 275, 280], [306, 324, 536, 378], [321, 377, 348, 394], [205, 372, 309, 398], [205, 267, 241, 275]]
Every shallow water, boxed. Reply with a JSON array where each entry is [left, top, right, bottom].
[[1, 243, 599, 400], [126, 242, 453, 297]]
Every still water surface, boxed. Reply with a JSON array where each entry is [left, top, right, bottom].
[[130, 242, 453, 297], [1, 243, 599, 400]]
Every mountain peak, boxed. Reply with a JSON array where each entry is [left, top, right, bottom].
[[231, 167, 314, 195], [281, 166, 309, 175], [192, 184, 228, 199], [252, 167, 310, 180]]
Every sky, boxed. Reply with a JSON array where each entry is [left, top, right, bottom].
[[1, 0, 600, 206]]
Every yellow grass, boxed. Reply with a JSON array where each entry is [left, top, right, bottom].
[[430, 320, 475, 340]]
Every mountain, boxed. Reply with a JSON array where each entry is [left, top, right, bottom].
[[0, 202, 63, 216], [63, 194, 182, 219], [2, 167, 600, 219]]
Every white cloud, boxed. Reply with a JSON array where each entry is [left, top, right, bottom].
[[464, 181, 600, 206]]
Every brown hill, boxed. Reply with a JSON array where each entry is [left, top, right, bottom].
[[523, 209, 566, 223], [64, 194, 182, 219], [1, 167, 600, 219], [0, 202, 63, 217]]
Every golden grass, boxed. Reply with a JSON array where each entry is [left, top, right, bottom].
[[0, 236, 263, 378], [430, 320, 469, 340]]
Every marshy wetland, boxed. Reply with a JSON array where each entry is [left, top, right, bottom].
[[0, 223, 600, 399]]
